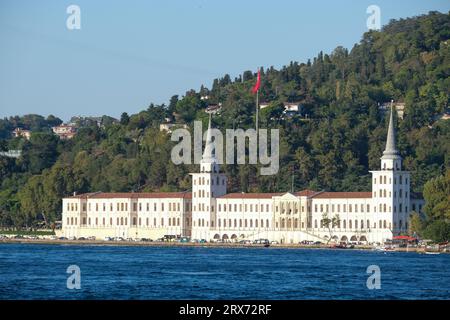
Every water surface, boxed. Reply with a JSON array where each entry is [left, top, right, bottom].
[[0, 244, 448, 299]]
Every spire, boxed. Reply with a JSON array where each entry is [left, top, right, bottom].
[[382, 100, 400, 159], [201, 113, 216, 163]]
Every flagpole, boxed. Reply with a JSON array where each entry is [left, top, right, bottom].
[[256, 89, 259, 136]]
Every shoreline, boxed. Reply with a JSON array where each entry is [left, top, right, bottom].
[[1, 238, 446, 253]]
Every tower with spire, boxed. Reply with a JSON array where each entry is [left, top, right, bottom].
[[370, 101, 411, 239], [190, 113, 227, 240]]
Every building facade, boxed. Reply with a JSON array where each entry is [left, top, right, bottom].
[[62, 107, 424, 244]]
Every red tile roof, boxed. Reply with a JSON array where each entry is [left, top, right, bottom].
[[218, 193, 283, 199], [68, 192, 192, 199], [294, 189, 319, 197], [311, 192, 372, 199]]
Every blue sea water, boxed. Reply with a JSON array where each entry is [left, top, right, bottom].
[[0, 244, 449, 300]]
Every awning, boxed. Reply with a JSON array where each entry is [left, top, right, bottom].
[[393, 235, 416, 241]]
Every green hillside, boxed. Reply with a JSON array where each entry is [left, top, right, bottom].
[[0, 11, 449, 230]]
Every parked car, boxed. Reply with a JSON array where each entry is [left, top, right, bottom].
[[104, 237, 113, 241]]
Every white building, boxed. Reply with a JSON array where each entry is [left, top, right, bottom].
[[52, 124, 77, 140], [62, 106, 424, 244]]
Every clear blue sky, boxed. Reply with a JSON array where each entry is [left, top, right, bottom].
[[0, 0, 449, 121]]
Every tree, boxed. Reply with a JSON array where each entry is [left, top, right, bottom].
[[120, 112, 130, 125], [22, 132, 59, 174], [423, 220, 450, 243], [423, 170, 450, 221], [321, 212, 340, 244], [408, 212, 424, 237]]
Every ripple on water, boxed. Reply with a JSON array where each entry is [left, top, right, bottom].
[[0, 244, 449, 299]]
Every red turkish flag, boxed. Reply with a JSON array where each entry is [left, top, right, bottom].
[[251, 70, 261, 94]]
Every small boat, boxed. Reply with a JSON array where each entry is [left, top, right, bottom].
[[264, 243, 270, 248], [424, 251, 440, 255]]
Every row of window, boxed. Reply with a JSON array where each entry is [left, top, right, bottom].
[[193, 176, 225, 186], [375, 175, 408, 185], [218, 203, 271, 213], [378, 203, 408, 213], [311, 218, 407, 230], [375, 189, 408, 198], [314, 203, 370, 214], [194, 190, 211, 198], [66, 216, 182, 227], [66, 202, 191, 213], [217, 218, 270, 229]]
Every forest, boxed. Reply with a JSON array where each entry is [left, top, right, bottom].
[[0, 11, 449, 240]]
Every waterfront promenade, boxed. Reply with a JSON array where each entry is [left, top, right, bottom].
[[1, 237, 446, 253]]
